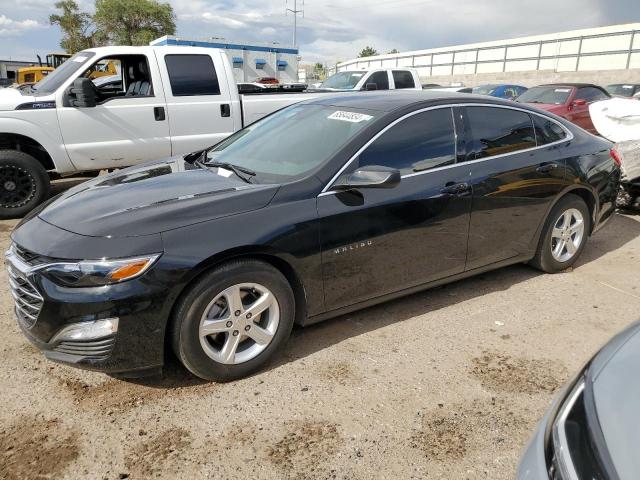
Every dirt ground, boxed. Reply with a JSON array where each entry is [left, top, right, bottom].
[[1, 208, 639, 480]]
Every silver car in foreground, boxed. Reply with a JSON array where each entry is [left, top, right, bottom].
[[518, 321, 640, 479]]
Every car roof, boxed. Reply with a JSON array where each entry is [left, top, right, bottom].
[[540, 83, 603, 88], [304, 90, 511, 112]]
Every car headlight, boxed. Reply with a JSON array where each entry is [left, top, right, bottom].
[[40, 254, 161, 287]]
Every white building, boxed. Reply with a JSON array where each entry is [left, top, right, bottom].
[[151, 36, 300, 83], [335, 23, 640, 86]]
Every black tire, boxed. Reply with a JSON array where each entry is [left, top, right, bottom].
[[171, 259, 295, 382], [530, 194, 591, 273], [0, 149, 50, 219]]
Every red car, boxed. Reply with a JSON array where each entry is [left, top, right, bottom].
[[516, 83, 610, 134], [254, 77, 279, 85]]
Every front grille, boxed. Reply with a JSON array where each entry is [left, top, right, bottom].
[[53, 336, 116, 360], [5, 245, 45, 329], [14, 244, 51, 266]]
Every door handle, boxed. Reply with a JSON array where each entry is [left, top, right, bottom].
[[154, 106, 165, 121], [220, 104, 231, 117], [536, 162, 559, 174], [441, 182, 471, 196]]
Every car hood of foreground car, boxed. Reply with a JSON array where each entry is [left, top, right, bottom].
[[588, 321, 640, 479], [36, 157, 279, 237]]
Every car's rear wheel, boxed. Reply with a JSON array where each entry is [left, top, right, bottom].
[[0, 150, 50, 219], [530, 194, 591, 273], [171, 259, 295, 382]]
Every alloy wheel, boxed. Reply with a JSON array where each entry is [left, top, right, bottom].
[[0, 165, 36, 208], [198, 283, 280, 365], [550, 208, 585, 263]]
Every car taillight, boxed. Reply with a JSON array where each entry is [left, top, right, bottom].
[[610, 148, 622, 167]]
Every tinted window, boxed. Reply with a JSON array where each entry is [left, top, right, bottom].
[[532, 115, 567, 145], [393, 70, 415, 89], [165, 55, 220, 96], [575, 86, 609, 103], [358, 108, 456, 175], [365, 71, 389, 90], [466, 107, 536, 160]]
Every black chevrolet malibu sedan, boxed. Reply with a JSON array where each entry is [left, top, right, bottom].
[[6, 91, 621, 381]]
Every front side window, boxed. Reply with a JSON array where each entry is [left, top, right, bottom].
[[206, 105, 377, 183], [358, 108, 456, 175], [465, 107, 536, 160], [165, 54, 220, 96], [365, 71, 389, 90], [392, 70, 415, 89]]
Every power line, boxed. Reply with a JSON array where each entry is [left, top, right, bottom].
[[286, 0, 305, 47]]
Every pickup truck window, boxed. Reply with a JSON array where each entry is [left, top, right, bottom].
[[392, 70, 415, 89], [358, 108, 455, 174], [165, 54, 221, 96], [31, 51, 96, 96], [206, 105, 377, 182], [320, 71, 365, 89], [366, 71, 389, 90]]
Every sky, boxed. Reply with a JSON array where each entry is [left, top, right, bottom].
[[1, 0, 638, 65]]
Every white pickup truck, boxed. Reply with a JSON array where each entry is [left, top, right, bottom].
[[312, 68, 422, 92], [0, 45, 321, 218]]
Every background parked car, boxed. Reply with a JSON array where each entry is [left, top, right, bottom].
[[254, 77, 279, 85], [516, 83, 611, 134], [472, 83, 528, 100], [312, 68, 422, 91], [606, 83, 640, 98], [518, 320, 640, 480], [426, 86, 473, 93]]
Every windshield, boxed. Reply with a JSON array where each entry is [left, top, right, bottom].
[[206, 105, 377, 183], [31, 51, 95, 96], [320, 71, 366, 89], [472, 85, 497, 95], [606, 84, 638, 97], [516, 86, 572, 105]]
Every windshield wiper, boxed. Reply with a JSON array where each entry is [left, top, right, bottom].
[[204, 161, 256, 184]]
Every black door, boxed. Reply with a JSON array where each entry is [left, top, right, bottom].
[[463, 106, 570, 270], [317, 107, 472, 310]]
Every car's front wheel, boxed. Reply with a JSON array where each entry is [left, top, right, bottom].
[[171, 260, 295, 382], [530, 194, 591, 273]]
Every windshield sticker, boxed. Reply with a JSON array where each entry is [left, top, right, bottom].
[[554, 88, 571, 93], [328, 111, 374, 123], [73, 56, 89, 63], [216, 167, 233, 178], [622, 85, 633, 89], [351, 73, 364, 77]]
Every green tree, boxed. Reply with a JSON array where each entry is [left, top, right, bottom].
[[93, 0, 175, 46], [358, 46, 378, 58], [49, 0, 95, 53], [387, 48, 399, 54]]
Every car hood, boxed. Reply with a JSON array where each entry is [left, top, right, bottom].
[[37, 157, 279, 237], [0, 87, 36, 111], [589, 321, 640, 480]]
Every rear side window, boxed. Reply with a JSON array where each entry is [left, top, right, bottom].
[[393, 70, 415, 89], [465, 106, 536, 160], [165, 54, 220, 96], [575, 87, 609, 103], [365, 71, 389, 90], [358, 108, 456, 175], [532, 115, 567, 145]]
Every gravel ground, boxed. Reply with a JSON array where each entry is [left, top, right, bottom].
[[0, 208, 639, 480]]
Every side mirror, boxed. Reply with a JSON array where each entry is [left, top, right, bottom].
[[69, 77, 96, 108], [332, 165, 400, 191], [571, 98, 587, 107], [364, 83, 378, 91]]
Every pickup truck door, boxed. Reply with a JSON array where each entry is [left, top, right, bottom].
[[155, 49, 240, 155], [56, 53, 171, 171]]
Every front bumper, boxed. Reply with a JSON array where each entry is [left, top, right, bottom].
[[517, 409, 554, 480], [6, 218, 174, 375]]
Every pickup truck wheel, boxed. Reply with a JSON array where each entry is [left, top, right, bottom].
[[171, 260, 295, 382], [0, 150, 50, 219]]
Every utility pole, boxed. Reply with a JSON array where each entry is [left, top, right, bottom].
[[286, 0, 304, 47]]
